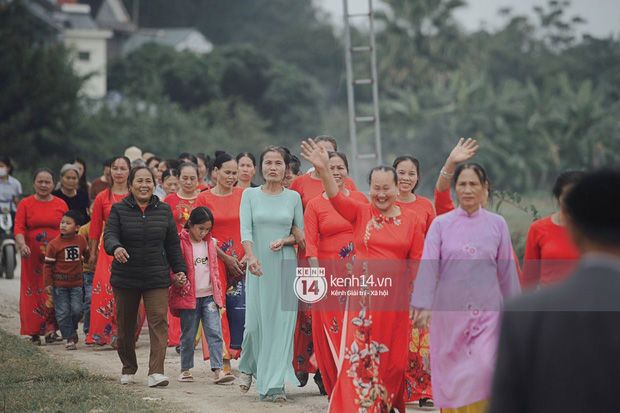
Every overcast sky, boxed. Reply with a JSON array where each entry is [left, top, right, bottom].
[[315, 0, 620, 39]]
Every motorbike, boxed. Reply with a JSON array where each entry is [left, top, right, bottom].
[[0, 203, 16, 279]]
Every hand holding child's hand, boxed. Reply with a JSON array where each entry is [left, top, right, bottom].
[[174, 272, 187, 287], [45, 285, 53, 295]]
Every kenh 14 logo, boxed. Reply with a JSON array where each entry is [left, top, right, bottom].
[[294, 267, 328, 304]]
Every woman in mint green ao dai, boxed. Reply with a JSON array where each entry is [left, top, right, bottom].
[[238, 146, 304, 402]]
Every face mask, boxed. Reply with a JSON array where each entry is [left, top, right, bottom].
[[0, 167, 7, 178]]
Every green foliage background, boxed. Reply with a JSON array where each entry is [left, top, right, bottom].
[[1, 0, 619, 199]]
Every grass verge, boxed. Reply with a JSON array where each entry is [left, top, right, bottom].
[[0, 328, 168, 413]]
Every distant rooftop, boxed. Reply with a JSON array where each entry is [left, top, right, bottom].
[[61, 3, 98, 30], [95, 0, 134, 33], [123, 27, 213, 55]]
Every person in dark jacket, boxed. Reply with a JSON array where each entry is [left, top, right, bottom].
[[104, 166, 187, 388], [490, 168, 620, 413]]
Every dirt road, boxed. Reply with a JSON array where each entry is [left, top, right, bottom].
[[0, 266, 435, 412]]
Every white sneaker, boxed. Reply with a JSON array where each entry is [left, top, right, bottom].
[[148, 373, 169, 387], [121, 374, 135, 385]]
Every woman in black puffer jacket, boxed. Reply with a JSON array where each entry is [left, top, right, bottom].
[[104, 166, 187, 388]]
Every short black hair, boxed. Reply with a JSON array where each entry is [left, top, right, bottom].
[[453, 163, 490, 189], [185, 206, 214, 229], [196, 153, 209, 166], [392, 155, 421, 192], [328, 151, 348, 173], [32, 167, 54, 182], [103, 157, 115, 168], [178, 153, 198, 164], [259, 146, 290, 170], [0, 156, 14, 175], [368, 165, 397, 186], [163, 158, 180, 171], [63, 210, 85, 226], [178, 162, 199, 177], [145, 156, 162, 169], [162, 168, 180, 182], [552, 170, 585, 200], [314, 135, 338, 151], [565, 168, 620, 246], [288, 154, 302, 175], [129, 166, 156, 186], [212, 153, 236, 170], [236, 152, 256, 166]]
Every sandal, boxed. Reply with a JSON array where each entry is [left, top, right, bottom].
[[272, 393, 287, 403], [178, 371, 195, 382], [45, 332, 63, 344], [65, 341, 77, 351], [419, 398, 434, 408], [29, 335, 41, 346], [214, 371, 235, 384], [239, 372, 252, 393]]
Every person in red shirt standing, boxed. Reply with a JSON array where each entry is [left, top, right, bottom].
[[43, 210, 90, 350], [393, 156, 435, 235], [15, 168, 68, 345], [304, 152, 369, 397], [90, 158, 113, 200], [164, 162, 201, 348], [196, 154, 210, 191], [289, 136, 357, 388], [194, 153, 246, 371], [87, 156, 144, 346], [391, 155, 436, 407], [290, 136, 357, 207], [165, 163, 201, 232], [282, 153, 302, 189], [302, 139, 425, 413], [522, 171, 585, 290]]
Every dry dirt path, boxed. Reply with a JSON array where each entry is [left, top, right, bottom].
[[0, 264, 436, 413]]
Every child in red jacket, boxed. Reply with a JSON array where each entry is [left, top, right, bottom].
[[169, 206, 234, 384], [44, 210, 90, 350]]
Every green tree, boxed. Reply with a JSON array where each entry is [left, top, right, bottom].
[[0, 1, 82, 169], [70, 97, 270, 168], [118, 0, 342, 96], [108, 43, 323, 142], [376, 0, 620, 193]]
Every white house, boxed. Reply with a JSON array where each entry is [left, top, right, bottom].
[[94, 0, 135, 61], [61, 3, 112, 98]]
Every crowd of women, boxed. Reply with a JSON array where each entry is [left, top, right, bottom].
[[7, 135, 587, 412]]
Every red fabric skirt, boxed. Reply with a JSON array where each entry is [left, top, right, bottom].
[[86, 248, 144, 345], [312, 307, 343, 396], [168, 308, 181, 346], [19, 229, 58, 336], [404, 321, 433, 402], [328, 302, 409, 413], [293, 305, 318, 374], [293, 247, 317, 375]]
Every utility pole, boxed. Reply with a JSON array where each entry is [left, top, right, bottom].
[[342, 0, 383, 184]]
